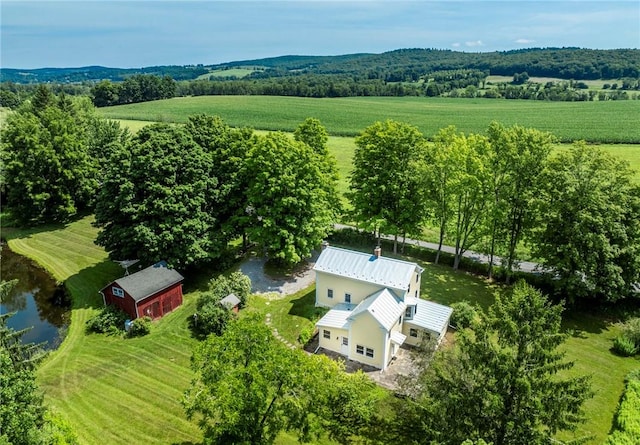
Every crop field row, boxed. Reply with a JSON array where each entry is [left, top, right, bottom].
[[98, 95, 640, 143]]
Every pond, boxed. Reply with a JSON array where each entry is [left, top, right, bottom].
[[1, 244, 71, 350]]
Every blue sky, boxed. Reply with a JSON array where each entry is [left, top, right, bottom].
[[2, 1, 639, 69]]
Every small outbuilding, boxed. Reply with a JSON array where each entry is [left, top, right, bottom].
[[219, 293, 241, 313], [100, 261, 184, 320]]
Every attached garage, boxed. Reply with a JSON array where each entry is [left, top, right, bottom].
[[100, 261, 184, 320]]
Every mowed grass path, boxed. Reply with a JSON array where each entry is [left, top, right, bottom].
[[5, 217, 202, 445], [98, 95, 640, 143]]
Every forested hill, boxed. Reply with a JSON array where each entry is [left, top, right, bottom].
[[2, 47, 639, 84]]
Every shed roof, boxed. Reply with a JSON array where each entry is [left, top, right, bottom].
[[220, 293, 241, 308], [107, 261, 184, 303], [348, 288, 406, 332], [314, 246, 422, 291], [405, 299, 453, 335]]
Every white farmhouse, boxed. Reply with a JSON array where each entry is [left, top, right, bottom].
[[314, 245, 453, 370]]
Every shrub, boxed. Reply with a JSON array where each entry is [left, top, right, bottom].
[[127, 317, 151, 338], [298, 324, 316, 345], [613, 317, 640, 356], [620, 317, 640, 347], [193, 302, 232, 338], [605, 370, 640, 444], [613, 335, 638, 357], [86, 306, 128, 334], [450, 301, 479, 329]]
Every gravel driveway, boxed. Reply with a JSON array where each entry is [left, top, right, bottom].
[[239, 252, 319, 297]]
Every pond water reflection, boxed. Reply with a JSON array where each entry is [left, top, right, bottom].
[[1, 244, 71, 349]]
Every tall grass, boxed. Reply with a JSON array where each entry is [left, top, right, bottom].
[[99, 96, 640, 143]]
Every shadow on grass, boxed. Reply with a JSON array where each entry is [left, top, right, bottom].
[[288, 288, 325, 321], [561, 309, 614, 337], [64, 259, 122, 310]]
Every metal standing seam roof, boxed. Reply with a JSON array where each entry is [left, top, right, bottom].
[[405, 299, 453, 335], [315, 303, 356, 329], [348, 288, 406, 331], [110, 261, 184, 303], [220, 293, 241, 308], [313, 246, 422, 290]]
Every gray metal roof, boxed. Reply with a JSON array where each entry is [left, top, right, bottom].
[[313, 246, 421, 291], [405, 299, 453, 335], [348, 288, 406, 331], [220, 293, 241, 308], [316, 303, 355, 329], [111, 261, 184, 303]]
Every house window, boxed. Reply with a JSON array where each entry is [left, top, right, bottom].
[[345, 293, 351, 303], [398, 315, 402, 325], [410, 328, 418, 338], [356, 345, 364, 355], [405, 306, 413, 319], [112, 286, 125, 298], [365, 348, 374, 358], [415, 290, 418, 298], [323, 329, 331, 339], [327, 289, 333, 299], [416, 274, 419, 283], [342, 337, 348, 346]]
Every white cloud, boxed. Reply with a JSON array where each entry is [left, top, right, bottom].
[[516, 38, 536, 44], [452, 42, 461, 47], [465, 40, 484, 47]]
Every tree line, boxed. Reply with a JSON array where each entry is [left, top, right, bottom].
[[348, 120, 640, 304]]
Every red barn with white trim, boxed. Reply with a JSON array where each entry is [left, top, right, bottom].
[[100, 261, 184, 320]]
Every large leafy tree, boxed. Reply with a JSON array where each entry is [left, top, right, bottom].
[[245, 132, 338, 265], [95, 123, 217, 268], [1, 92, 116, 225], [183, 315, 380, 445], [449, 132, 492, 270], [185, 114, 254, 248], [533, 142, 640, 302], [348, 120, 428, 253], [423, 126, 491, 268], [485, 122, 554, 281], [400, 281, 591, 445]]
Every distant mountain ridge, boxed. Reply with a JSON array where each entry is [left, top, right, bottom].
[[2, 47, 639, 83]]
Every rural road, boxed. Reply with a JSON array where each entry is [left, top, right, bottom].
[[334, 224, 541, 274]]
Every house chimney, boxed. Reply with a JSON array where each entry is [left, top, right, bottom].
[[374, 245, 381, 258]]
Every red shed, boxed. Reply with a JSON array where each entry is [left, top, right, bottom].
[[100, 261, 184, 320]]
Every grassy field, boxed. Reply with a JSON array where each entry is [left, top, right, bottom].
[[98, 95, 640, 143]]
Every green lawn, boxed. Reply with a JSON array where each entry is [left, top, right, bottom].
[[98, 95, 640, 143]]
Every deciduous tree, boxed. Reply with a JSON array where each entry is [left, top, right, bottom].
[[348, 120, 428, 253], [245, 132, 338, 265], [485, 122, 554, 281], [95, 123, 217, 267], [2, 97, 107, 225], [533, 142, 640, 302], [183, 315, 380, 444]]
